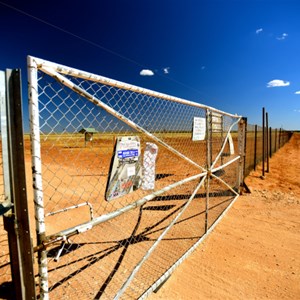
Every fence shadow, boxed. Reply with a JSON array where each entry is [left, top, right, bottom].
[[46, 193, 234, 297]]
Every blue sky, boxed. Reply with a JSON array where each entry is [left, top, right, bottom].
[[0, 0, 300, 130]]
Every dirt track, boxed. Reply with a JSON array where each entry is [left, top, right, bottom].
[[149, 133, 300, 299]]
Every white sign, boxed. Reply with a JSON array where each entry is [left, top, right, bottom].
[[192, 117, 206, 141], [212, 113, 222, 123], [212, 113, 222, 132], [142, 143, 158, 190]]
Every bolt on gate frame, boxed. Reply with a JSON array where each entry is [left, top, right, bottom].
[[27, 56, 245, 299]]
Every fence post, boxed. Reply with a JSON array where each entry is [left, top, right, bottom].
[[266, 112, 269, 173], [279, 128, 282, 149], [275, 128, 277, 152], [269, 127, 272, 158], [205, 109, 212, 233], [262, 107, 265, 177], [0, 71, 13, 215], [243, 117, 247, 182], [2, 69, 36, 299], [1, 70, 20, 300], [254, 124, 257, 170], [237, 117, 247, 189]]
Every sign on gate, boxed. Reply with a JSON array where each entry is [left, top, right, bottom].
[[212, 112, 223, 132], [106, 136, 142, 201], [192, 117, 206, 141], [27, 56, 244, 299]]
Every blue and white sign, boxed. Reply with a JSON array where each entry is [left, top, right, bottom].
[[106, 136, 142, 201], [117, 149, 139, 159]]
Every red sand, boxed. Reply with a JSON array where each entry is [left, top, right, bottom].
[[149, 133, 300, 299]]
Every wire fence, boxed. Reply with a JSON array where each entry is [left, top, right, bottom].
[[0, 57, 293, 300], [244, 123, 293, 177]]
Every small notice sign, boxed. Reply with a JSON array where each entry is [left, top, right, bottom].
[[192, 117, 206, 141], [142, 143, 158, 190], [212, 113, 222, 132], [106, 136, 142, 201]]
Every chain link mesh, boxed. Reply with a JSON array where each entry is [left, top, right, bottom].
[[0, 58, 293, 299], [28, 57, 242, 299], [244, 124, 292, 177]]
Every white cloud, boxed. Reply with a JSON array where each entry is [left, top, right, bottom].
[[256, 28, 263, 34], [295, 91, 300, 94], [267, 79, 290, 88], [163, 67, 170, 74], [276, 33, 288, 40], [140, 69, 154, 76]]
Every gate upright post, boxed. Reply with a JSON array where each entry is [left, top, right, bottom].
[[254, 125, 257, 170], [205, 109, 212, 233], [0, 70, 20, 300], [269, 127, 272, 157], [262, 107, 265, 177], [2, 69, 36, 299], [266, 112, 269, 173], [279, 128, 282, 148], [274, 128, 277, 152], [238, 117, 247, 189], [28, 56, 49, 300]]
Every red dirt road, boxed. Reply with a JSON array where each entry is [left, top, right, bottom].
[[149, 133, 300, 299]]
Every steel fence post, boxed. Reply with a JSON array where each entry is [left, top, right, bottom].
[[269, 127, 272, 157], [262, 107, 265, 177], [279, 128, 282, 149], [275, 128, 277, 152], [254, 124, 257, 170], [266, 112, 269, 173], [237, 117, 246, 189], [2, 69, 36, 299], [205, 109, 212, 233]]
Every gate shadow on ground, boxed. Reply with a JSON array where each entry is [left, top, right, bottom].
[[142, 205, 176, 211], [155, 173, 173, 180], [47, 243, 84, 260], [94, 205, 144, 299], [151, 189, 235, 202], [46, 194, 235, 297], [144, 197, 234, 239], [46, 201, 186, 294]]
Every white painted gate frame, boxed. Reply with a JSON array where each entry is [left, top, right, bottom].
[[28, 55, 243, 299]]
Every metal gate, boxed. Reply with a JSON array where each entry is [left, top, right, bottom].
[[26, 56, 244, 299]]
